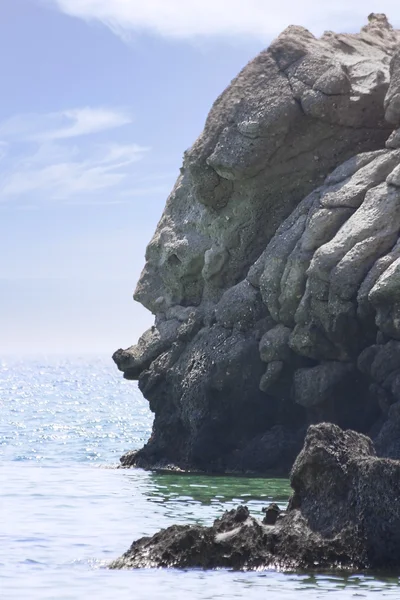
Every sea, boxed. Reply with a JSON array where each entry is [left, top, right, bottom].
[[1, 356, 400, 599]]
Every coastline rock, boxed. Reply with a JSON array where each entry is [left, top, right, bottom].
[[110, 423, 400, 571], [385, 49, 400, 125], [114, 15, 400, 474], [262, 503, 282, 526], [293, 362, 355, 408], [386, 128, 400, 148]]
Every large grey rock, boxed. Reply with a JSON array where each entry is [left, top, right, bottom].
[[134, 15, 397, 315], [370, 258, 400, 339], [110, 424, 400, 572], [385, 50, 400, 125], [386, 128, 400, 148], [114, 15, 400, 474], [259, 361, 284, 392], [293, 362, 354, 408], [259, 325, 292, 363], [214, 280, 268, 331]]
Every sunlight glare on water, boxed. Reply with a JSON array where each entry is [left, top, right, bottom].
[[1, 357, 400, 599]]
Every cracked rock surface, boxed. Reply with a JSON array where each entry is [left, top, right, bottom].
[[114, 15, 400, 474], [110, 424, 400, 571]]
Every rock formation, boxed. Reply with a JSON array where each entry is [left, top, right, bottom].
[[110, 423, 400, 571], [114, 14, 400, 474]]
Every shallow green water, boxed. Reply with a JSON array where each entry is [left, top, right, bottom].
[[2, 356, 400, 599], [147, 472, 291, 509]]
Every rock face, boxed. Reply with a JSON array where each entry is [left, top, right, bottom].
[[110, 423, 400, 571], [114, 15, 400, 474]]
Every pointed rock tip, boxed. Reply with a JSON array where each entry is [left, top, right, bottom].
[[277, 24, 316, 40], [365, 13, 393, 29], [112, 348, 131, 369]]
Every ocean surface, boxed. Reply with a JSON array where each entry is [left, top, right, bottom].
[[1, 357, 400, 599]]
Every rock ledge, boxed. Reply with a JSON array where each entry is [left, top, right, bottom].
[[110, 424, 400, 572]]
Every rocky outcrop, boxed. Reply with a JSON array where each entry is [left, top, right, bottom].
[[114, 15, 400, 474], [110, 423, 400, 571]]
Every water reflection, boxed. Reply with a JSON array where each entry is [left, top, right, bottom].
[[295, 573, 400, 594], [146, 472, 291, 505], [118, 469, 400, 597], [122, 470, 291, 522], [119, 469, 291, 532], [4, 357, 400, 599]]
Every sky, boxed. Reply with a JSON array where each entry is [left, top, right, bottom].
[[0, 0, 399, 356]]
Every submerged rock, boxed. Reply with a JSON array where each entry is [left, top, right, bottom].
[[114, 15, 400, 473], [110, 424, 400, 571]]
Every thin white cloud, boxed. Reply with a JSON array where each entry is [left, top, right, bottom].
[[41, 108, 132, 141], [0, 142, 148, 200], [0, 107, 148, 203], [0, 107, 131, 142], [44, 0, 400, 41]]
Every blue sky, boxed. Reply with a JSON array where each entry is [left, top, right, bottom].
[[0, 0, 399, 355]]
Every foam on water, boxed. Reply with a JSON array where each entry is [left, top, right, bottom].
[[1, 357, 399, 599]]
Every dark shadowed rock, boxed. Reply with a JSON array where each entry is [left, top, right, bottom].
[[262, 503, 282, 526], [110, 424, 400, 571], [114, 15, 400, 474], [110, 505, 272, 570], [293, 362, 355, 408], [375, 401, 400, 458]]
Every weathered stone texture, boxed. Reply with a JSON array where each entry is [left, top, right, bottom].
[[111, 424, 400, 572], [114, 15, 400, 473]]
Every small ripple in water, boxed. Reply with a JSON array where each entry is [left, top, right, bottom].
[[1, 357, 400, 599]]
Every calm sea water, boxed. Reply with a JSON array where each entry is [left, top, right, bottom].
[[1, 357, 400, 599]]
